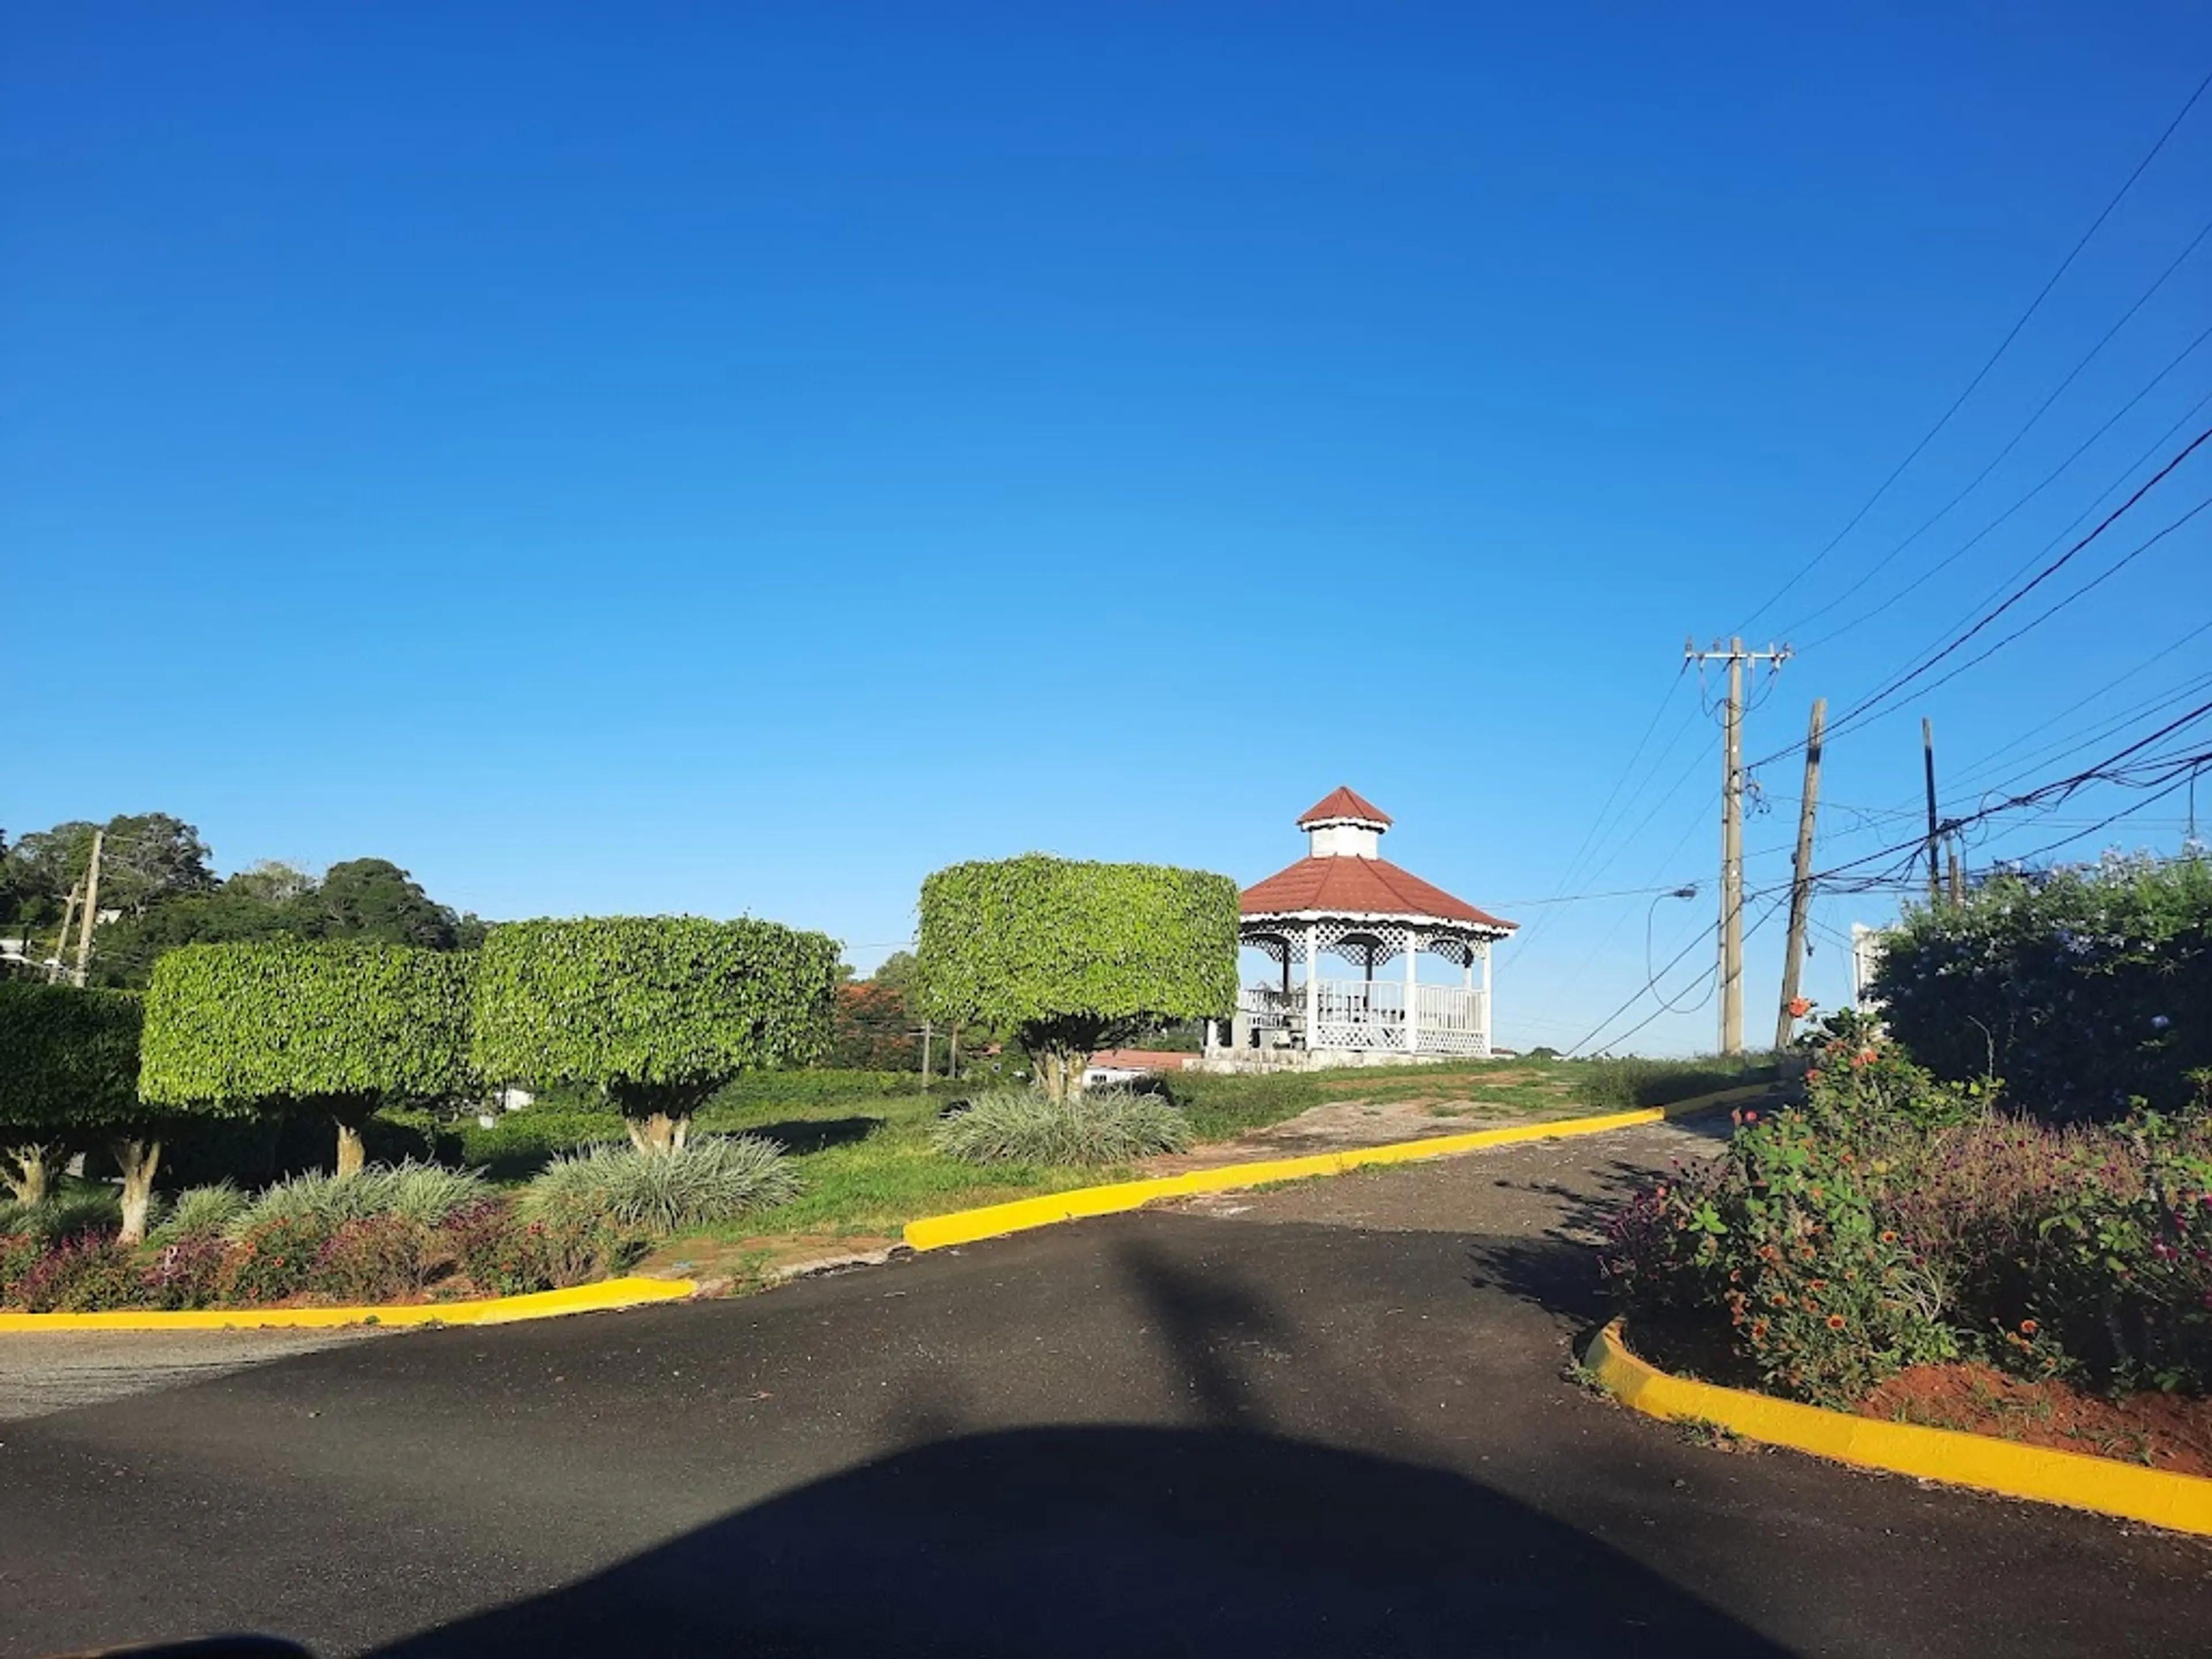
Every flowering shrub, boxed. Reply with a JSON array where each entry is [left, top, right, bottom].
[[1606, 1016, 2212, 1403], [312, 1214, 451, 1302], [218, 1213, 335, 1304], [0, 1231, 41, 1302], [141, 1233, 228, 1310], [1603, 1078, 1954, 1404], [1871, 852, 2212, 1123], [447, 1198, 643, 1294], [16, 1234, 145, 1313], [0, 1163, 668, 1312], [2003, 1112, 2212, 1388]]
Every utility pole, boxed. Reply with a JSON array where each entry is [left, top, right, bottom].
[[919, 1018, 932, 1084], [72, 829, 104, 988], [1685, 637, 1791, 1054], [1922, 718, 1942, 906], [1774, 697, 1825, 1051], [1948, 843, 1965, 907], [48, 885, 80, 984]]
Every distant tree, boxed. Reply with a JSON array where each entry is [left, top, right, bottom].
[[96, 813, 218, 915], [831, 982, 920, 1070], [225, 861, 320, 906], [871, 950, 921, 996], [90, 885, 309, 989], [473, 917, 840, 1152], [2, 821, 98, 934], [307, 858, 464, 949], [1, 814, 217, 970], [141, 940, 476, 1179], [918, 857, 1238, 1103], [0, 828, 33, 930]]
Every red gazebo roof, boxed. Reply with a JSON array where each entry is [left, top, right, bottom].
[[1297, 786, 1392, 827], [1240, 855, 1515, 931]]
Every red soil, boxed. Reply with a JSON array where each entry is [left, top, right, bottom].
[[1858, 1362, 2212, 1479]]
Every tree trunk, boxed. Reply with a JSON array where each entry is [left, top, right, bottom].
[[626, 1112, 690, 1154], [111, 1137, 161, 1247], [3, 1142, 56, 1207], [334, 1120, 366, 1180], [1035, 1046, 1085, 1105]]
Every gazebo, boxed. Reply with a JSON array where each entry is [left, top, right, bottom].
[[1208, 787, 1516, 1067]]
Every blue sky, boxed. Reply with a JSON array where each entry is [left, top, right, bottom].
[[7, 3, 2209, 1054]]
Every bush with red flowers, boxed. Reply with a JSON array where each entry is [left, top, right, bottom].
[[1604, 1014, 2212, 1404]]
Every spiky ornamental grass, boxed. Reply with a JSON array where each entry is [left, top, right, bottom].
[[226, 1160, 489, 1240], [931, 1086, 1192, 1168], [0, 1189, 126, 1244], [522, 1135, 801, 1235], [147, 1181, 247, 1244]]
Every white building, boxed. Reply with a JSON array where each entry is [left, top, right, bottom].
[[1207, 788, 1517, 1069]]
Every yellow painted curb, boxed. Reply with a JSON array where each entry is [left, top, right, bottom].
[[903, 1084, 1768, 1252], [1585, 1319, 2212, 1539], [0, 1275, 696, 1333]]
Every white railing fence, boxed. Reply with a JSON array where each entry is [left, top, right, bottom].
[[1235, 980, 1487, 1055]]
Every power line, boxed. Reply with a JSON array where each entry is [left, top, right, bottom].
[[1752, 424, 2212, 768], [1578, 895, 1790, 1056], [1777, 218, 2212, 642], [1816, 489, 2212, 753], [1736, 63, 2212, 633], [1505, 666, 1688, 957], [1806, 701, 2212, 891], [1794, 325, 2212, 652]]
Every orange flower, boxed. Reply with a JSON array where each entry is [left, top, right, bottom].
[[1787, 997, 1813, 1018], [1808, 1279, 1828, 1292], [2020, 1319, 2039, 1337], [1806, 1067, 1823, 1082], [1825, 1314, 1846, 1330], [1750, 1319, 1769, 1339], [1879, 1229, 1897, 1244]]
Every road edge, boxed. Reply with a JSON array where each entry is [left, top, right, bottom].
[[0, 1275, 697, 1332], [903, 1084, 1768, 1251], [1584, 1317, 2212, 1539]]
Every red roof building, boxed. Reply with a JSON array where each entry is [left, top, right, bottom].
[[1221, 790, 1514, 1065]]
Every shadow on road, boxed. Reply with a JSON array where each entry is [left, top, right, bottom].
[[370, 1424, 1785, 1658]]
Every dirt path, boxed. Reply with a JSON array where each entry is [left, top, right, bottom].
[[1146, 1089, 1608, 1173]]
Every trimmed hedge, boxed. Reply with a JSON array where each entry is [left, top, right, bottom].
[[471, 916, 841, 1149], [0, 981, 143, 1147], [142, 940, 474, 1107], [917, 855, 1238, 1100], [140, 940, 475, 1177], [0, 982, 175, 1237], [1872, 853, 2212, 1122]]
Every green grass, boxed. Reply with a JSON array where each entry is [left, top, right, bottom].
[[691, 1082, 1109, 1240], [1563, 1051, 1783, 1111]]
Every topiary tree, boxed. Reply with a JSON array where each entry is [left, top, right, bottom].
[[471, 916, 841, 1153], [917, 855, 1238, 1103], [0, 982, 179, 1243], [140, 940, 475, 1179]]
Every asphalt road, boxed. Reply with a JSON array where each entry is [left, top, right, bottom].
[[2, 1120, 2207, 1658]]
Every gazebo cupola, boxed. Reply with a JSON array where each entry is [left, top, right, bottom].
[[1214, 787, 1517, 1066]]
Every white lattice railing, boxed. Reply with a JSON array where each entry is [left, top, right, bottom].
[[1237, 981, 1487, 1054]]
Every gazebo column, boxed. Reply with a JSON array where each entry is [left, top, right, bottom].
[[1404, 930, 1419, 1054], [1479, 940, 1493, 1054], [1303, 921, 1319, 1051]]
